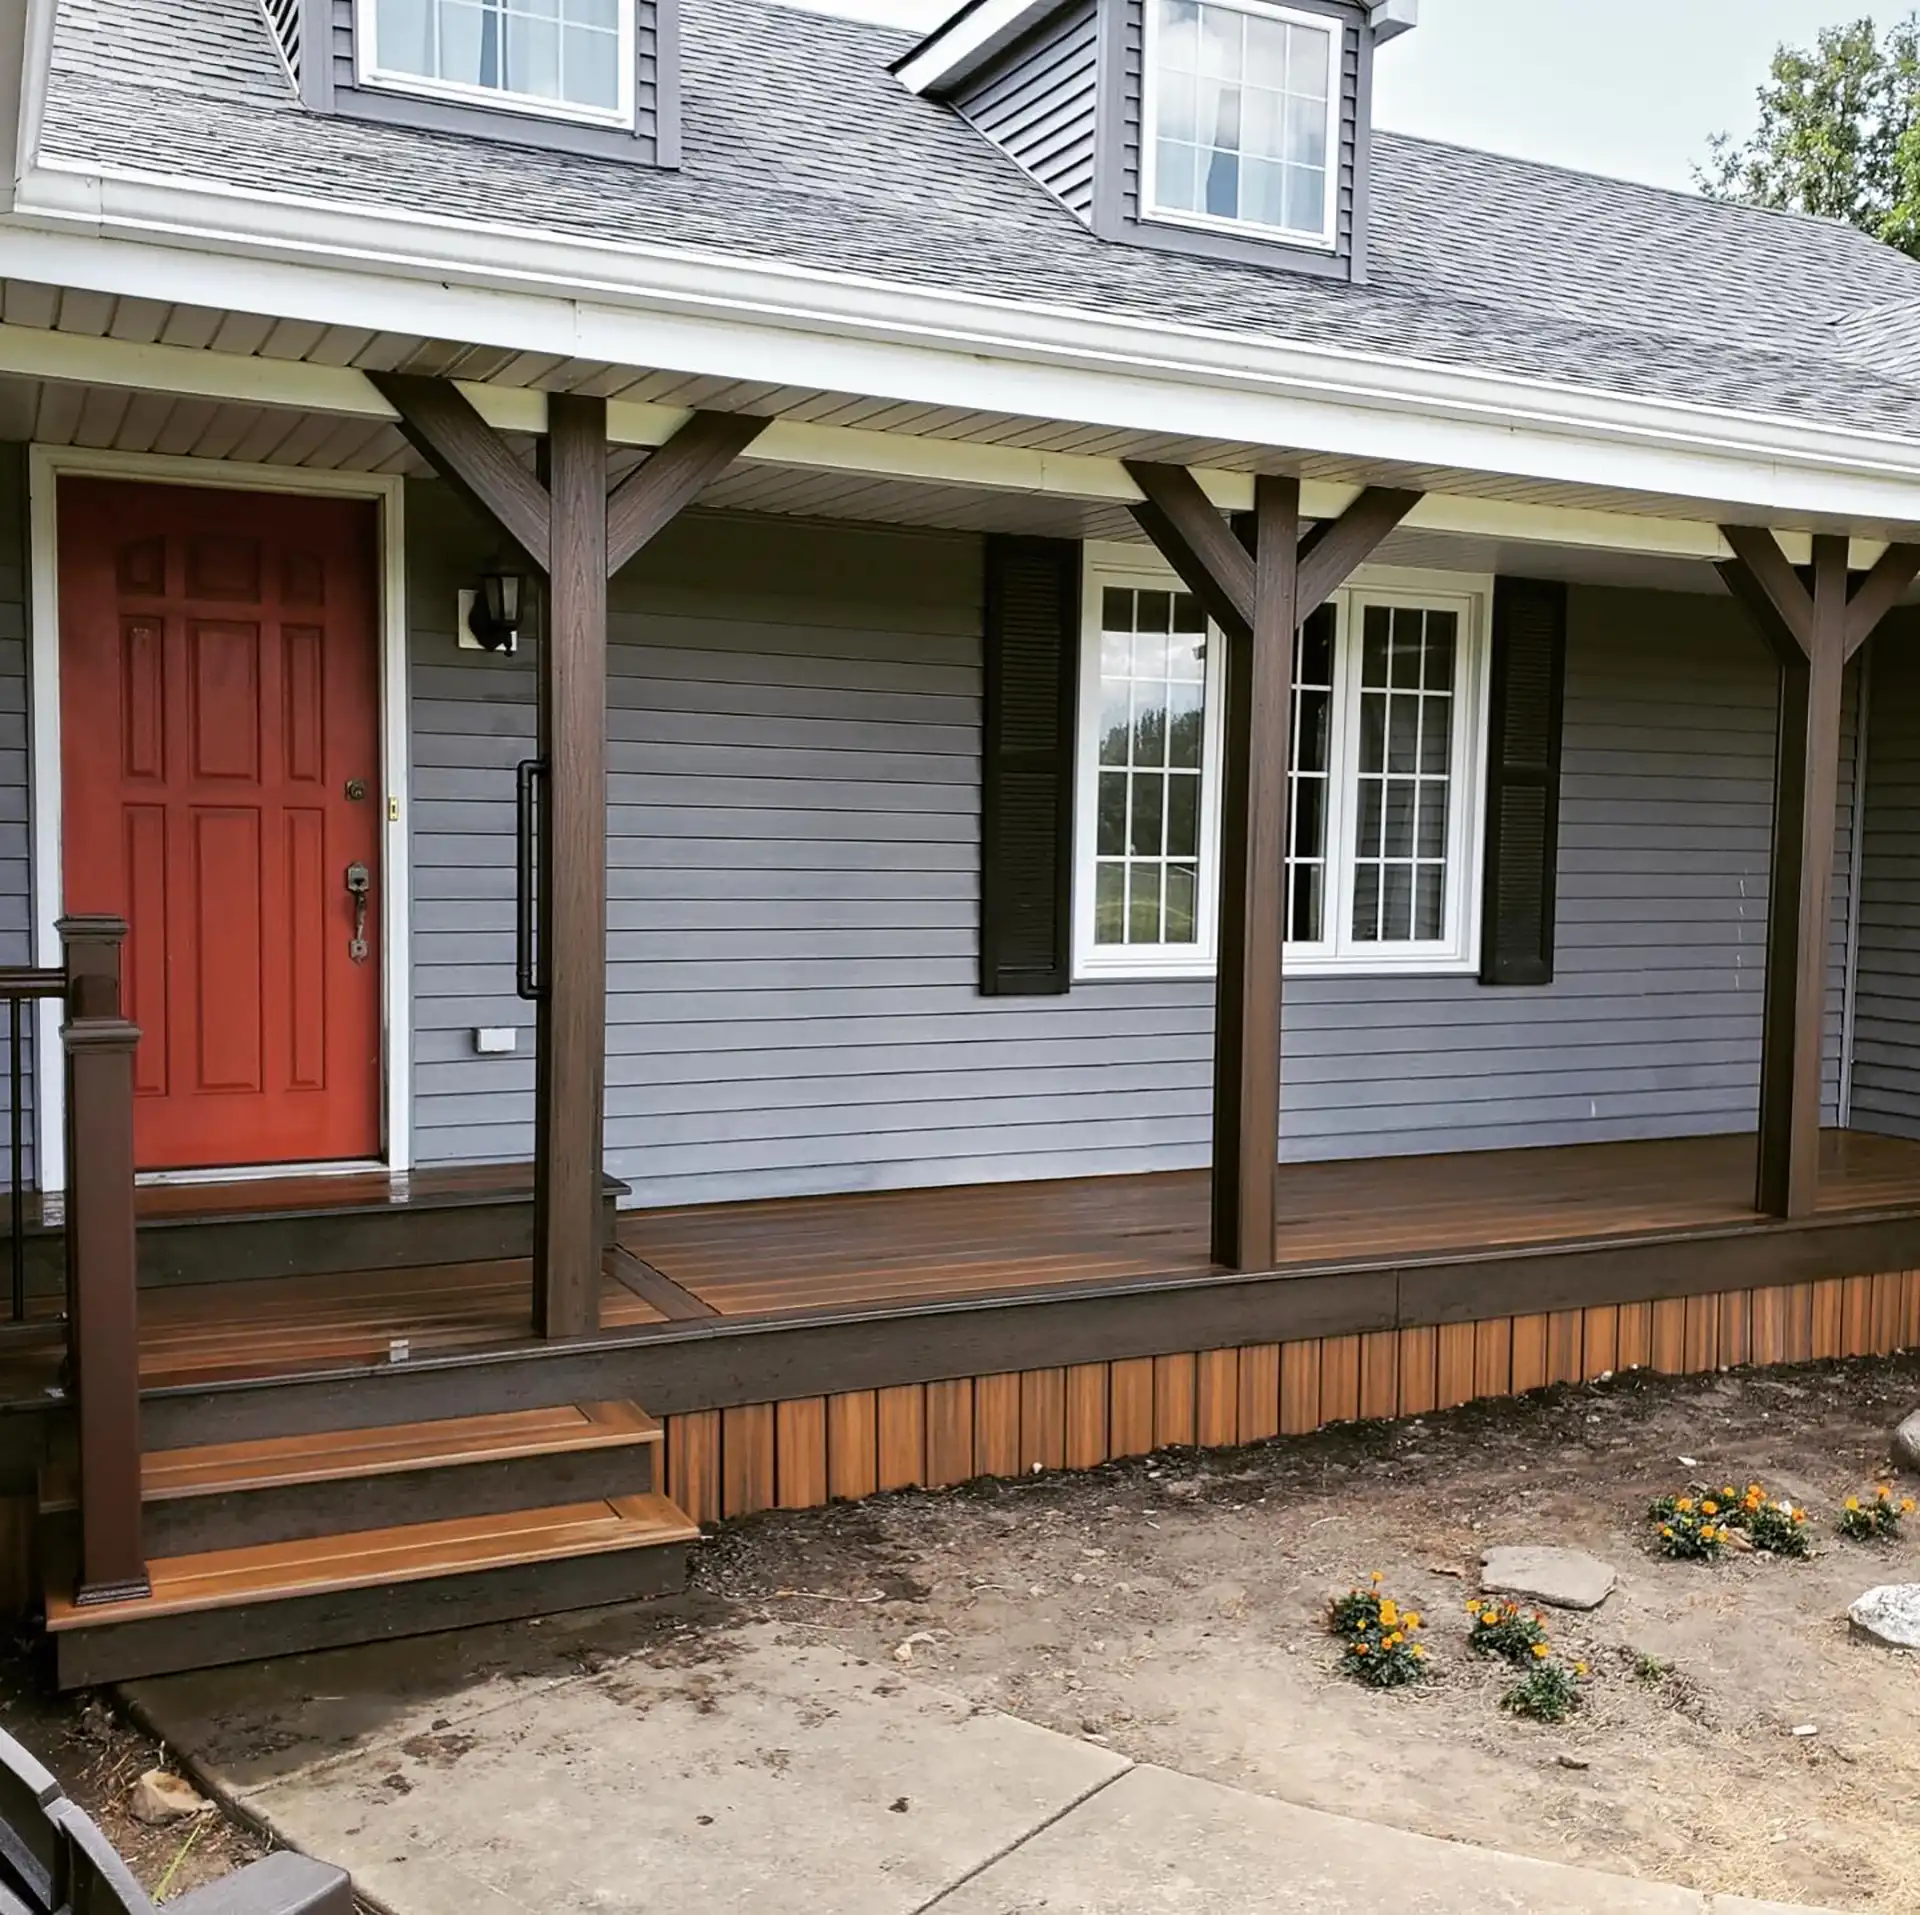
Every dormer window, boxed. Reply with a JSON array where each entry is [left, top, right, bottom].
[[358, 0, 633, 124], [1143, 0, 1340, 249]]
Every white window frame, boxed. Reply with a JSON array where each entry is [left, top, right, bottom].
[[1072, 554, 1228, 980], [1072, 546, 1492, 982], [356, 0, 637, 130], [1140, 0, 1344, 253]]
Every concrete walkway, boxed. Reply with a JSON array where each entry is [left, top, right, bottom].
[[124, 1607, 1831, 1915]]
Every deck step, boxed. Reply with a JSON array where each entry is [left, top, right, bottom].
[[46, 1492, 699, 1687], [43, 1401, 662, 1554]]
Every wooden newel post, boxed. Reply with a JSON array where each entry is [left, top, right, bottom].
[[57, 915, 149, 1606]]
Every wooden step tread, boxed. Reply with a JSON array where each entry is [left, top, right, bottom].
[[46, 1491, 698, 1629], [43, 1402, 659, 1513]]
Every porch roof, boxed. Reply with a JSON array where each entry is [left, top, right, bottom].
[[30, 0, 1920, 445]]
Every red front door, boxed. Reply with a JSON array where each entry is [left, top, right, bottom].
[[59, 478, 383, 1171]]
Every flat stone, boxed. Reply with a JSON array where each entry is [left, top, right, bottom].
[[1892, 1409, 1920, 1474], [1848, 1583, 1920, 1650], [1479, 1545, 1617, 1611]]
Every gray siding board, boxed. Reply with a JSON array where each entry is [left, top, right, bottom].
[[405, 500, 1857, 1205], [954, 0, 1101, 220], [1848, 620, 1920, 1133]]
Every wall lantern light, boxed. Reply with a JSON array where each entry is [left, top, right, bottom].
[[460, 569, 528, 653]]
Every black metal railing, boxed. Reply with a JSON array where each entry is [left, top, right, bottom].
[[0, 965, 68, 1332]]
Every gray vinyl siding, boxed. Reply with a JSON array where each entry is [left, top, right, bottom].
[[314, 0, 671, 163], [953, 0, 1101, 221], [1107, 0, 1365, 278], [406, 499, 1856, 1207], [0, 449, 34, 1185], [1845, 615, 1920, 1135]]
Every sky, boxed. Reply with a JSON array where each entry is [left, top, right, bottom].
[[797, 0, 1889, 192]]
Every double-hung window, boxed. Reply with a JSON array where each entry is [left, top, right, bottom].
[[359, 0, 633, 124], [1143, 0, 1342, 249], [1074, 552, 1489, 978]]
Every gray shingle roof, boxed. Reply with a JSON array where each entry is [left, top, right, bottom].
[[36, 0, 1920, 438]]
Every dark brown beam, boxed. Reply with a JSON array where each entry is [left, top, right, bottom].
[[532, 392, 610, 1338], [606, 412, 768, 577], [1754, 533, 1848, 1219], [1123, 461, 1256, 638], [370, 373, 552, 572], [1845, 542, 1920, 658], [1296, 487, 1421, 617], [1209, 474, 1299, 1270], [1720, 523, 1813, 663]]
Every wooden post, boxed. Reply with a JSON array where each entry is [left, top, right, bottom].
[[532, 395, 611, 1337], [1211, 475, 1298, 1269], [1123, 464, 1418, 1269], [371, 375, 767, 1337], [56, 916, 148, 1606], [1719, 528, 1920, 1218], [1756, 537, 1847, 1218]]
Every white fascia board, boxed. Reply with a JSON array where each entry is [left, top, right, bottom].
[[1367, 0, 1417, 43], [892, 0, 1063, 95], [0, 322, 1858, 563], [11, 163, 1920, 537]]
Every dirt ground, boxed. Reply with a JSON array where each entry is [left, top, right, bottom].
[[695, 1358, 1920, 1914], [3, 1359, 1918, 1910], [0, 1646, 269, 1901]]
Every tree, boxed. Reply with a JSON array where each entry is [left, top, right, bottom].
[[1698, 15, 1920, 257]]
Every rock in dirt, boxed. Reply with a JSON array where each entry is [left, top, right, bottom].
[[1479, 1545, 1617, 1611], [130, 1769, 208, 1826], [1848, 1584, 1920, 1650], [1892, 1408, 1920, 1474]]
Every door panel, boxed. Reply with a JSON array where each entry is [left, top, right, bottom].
[[59, 478, 383, 1171]]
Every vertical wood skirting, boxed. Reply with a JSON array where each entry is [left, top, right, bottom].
[[533, 394, 610, 1337], [658, 1273, 1920, 1531]]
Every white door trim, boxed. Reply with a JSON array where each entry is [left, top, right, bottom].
[[25, 444, 413, 1191]]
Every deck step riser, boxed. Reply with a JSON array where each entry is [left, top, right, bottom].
[[20, 1193, 620, 1293], [48, 1444, 659, 1556], [52, 1542, 689, 1689]]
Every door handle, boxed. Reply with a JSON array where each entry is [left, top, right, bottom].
[[345, 861, 371, 963]]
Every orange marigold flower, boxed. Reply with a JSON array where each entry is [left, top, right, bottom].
[[1846, 1496, 1861, 1512], [1701, 1500, 1718, 1516], [1903, 1499, 1917, 1515], [1531, 1642, 1550, 1659], [1378, 1599, 1399, 1627], [1411, 1644, 1428, 1660], [1403, 1611, 1421, 1630], [1675, 1498, 1694, 1513]]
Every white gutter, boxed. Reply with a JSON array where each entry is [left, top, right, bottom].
[[8, 157, 1920, 529], [892, 0, 1061, 94]]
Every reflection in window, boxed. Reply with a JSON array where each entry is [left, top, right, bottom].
[[1287, 604, 1335, 941], [1149, 0, 1335, 242], [371, 0, 623, 114], [1352, 604, 1456, 942], [1094, 585, 1209, 947]]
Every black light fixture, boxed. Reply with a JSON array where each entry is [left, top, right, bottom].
[[468, 568, 527, 652]]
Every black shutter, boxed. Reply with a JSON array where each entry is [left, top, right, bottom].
[[1479, 577, 1567, 986], [980, 535, 1080, 995]]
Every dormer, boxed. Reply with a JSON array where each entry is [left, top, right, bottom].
[[263, 0, 680, 161], [897, 0, 1416, 281]]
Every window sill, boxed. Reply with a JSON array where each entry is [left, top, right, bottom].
[[1140, 205, 1337, 255], [1074, 953, 1482, 984], [357, 69, 634, 132]]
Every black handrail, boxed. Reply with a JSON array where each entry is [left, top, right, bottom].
[[516, 757, 547, 1003], [0, 967, 68, 1327]]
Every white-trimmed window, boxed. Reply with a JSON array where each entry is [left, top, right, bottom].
[[1143, 0, 1342, 250], [359, 0, 633, 124], [1074, 553, 1490, 978]]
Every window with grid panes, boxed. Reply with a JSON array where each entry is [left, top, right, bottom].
[[1077, 559, 1485, 977], [364, 0, 631, 121]]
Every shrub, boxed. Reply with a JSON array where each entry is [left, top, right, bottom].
[[1327, 1572, 1430, 1689], [1838, 1486, 1914, 1543], [1649, 1493, 1732, 1560], [1466, 1597, 1550, 1664], [1502, 1656, 1587, 1724]]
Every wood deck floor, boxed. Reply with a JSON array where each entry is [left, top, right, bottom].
[[92, 1128, 1920, 1393], [619, 1128, 1920, 1320]]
